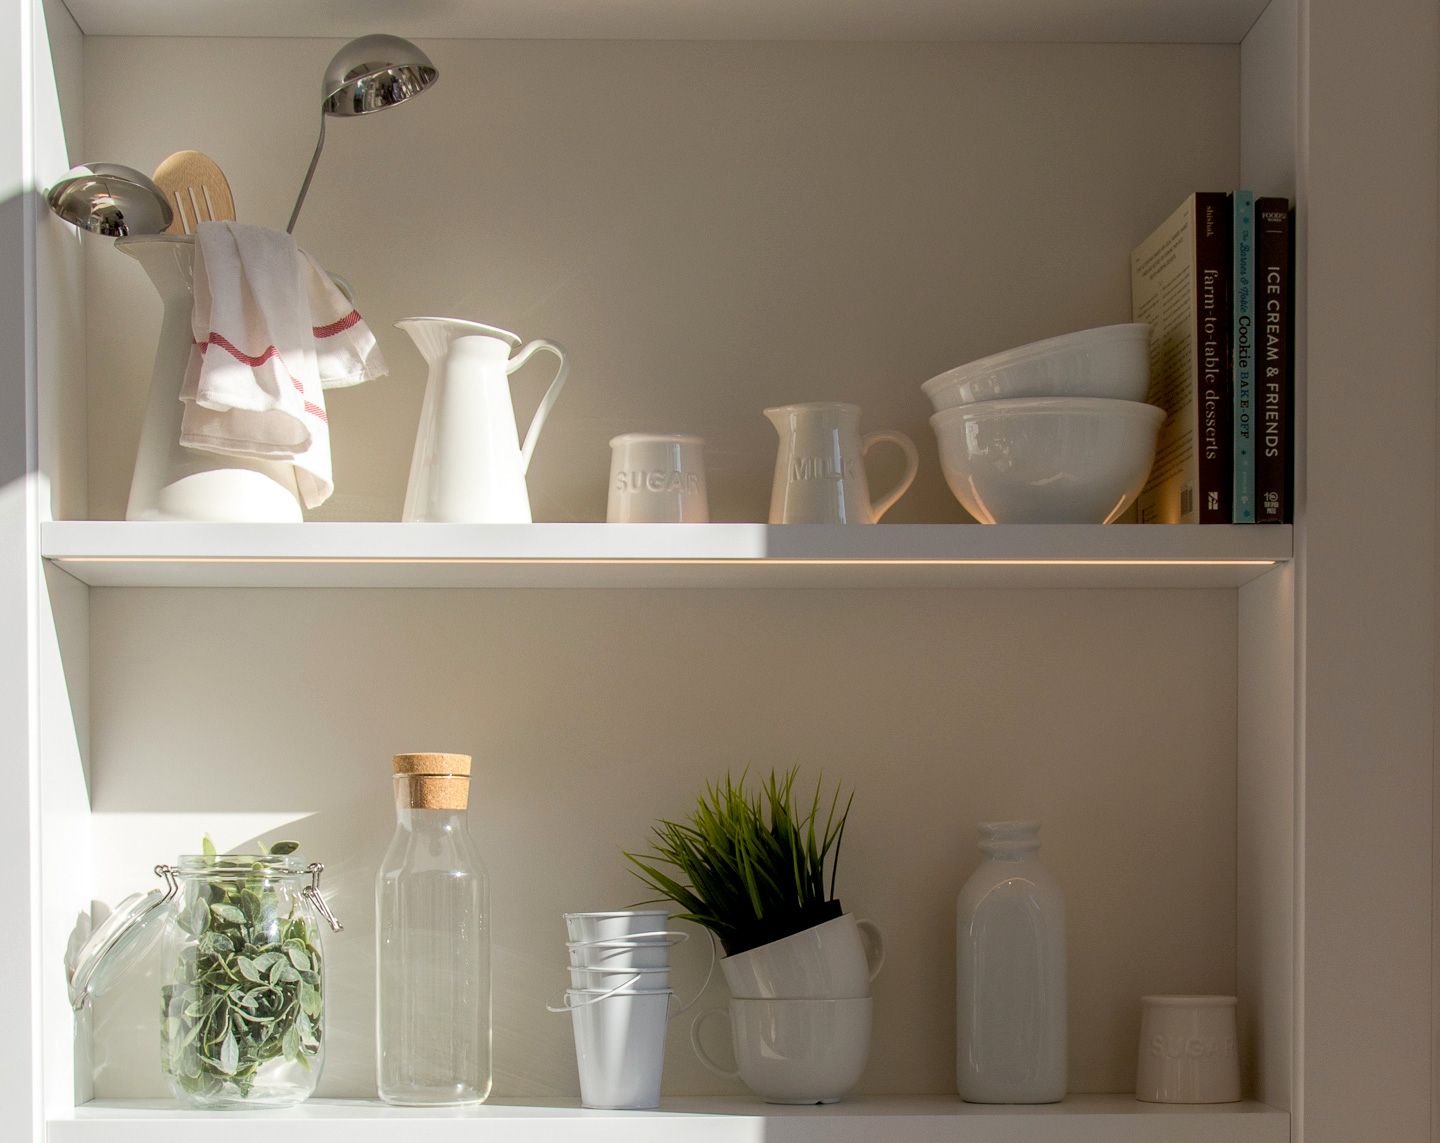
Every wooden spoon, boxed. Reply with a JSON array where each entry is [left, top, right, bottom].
[[151, 150, 236, 235]]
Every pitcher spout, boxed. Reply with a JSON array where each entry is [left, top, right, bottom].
[[394, 316, 522, 363]]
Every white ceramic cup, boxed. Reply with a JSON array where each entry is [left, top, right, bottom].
[[719, 914, 884, 999], [690, 996, 872, 1104], [1135, 995, 1241, 1104], [568, 987, 674, 1109], [607, 433, 709, 523]]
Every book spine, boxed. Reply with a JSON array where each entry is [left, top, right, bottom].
[[1195, 192, 1232, 522], [1254, 198, 1292, 523], [1231, 191, 1255, 522]]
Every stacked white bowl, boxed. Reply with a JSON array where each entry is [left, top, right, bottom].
[[922, 323, 1164, 524]]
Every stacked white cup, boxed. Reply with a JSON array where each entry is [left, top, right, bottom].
[[690, 914, 885, 1104], [557, 910, 687, 1110]]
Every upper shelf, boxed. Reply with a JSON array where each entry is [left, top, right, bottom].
[[41, 522, 1292, 589], [64, 0, 1271, 43]]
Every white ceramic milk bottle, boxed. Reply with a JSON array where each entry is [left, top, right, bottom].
[[955, 820, 1067, 1104]]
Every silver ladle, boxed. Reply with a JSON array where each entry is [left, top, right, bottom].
[[46, 163, 173, 237]]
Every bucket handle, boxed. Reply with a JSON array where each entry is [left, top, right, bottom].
[[549, 929, 717, 1015], [546, 974, 655, 1013], [565, 930, 690, 949]]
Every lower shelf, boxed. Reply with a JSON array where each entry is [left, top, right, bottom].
[[53, 1095, 1289, 1142]]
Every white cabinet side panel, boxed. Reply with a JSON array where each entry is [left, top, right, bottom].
[[1, 0, 40, 1137], [1240, 0, 1297, 200], [35, 0, 83, 522], [1237, 565, 1294, 1111], [39, 565, 91, 1113], [1299, 0, 1439, 1140]]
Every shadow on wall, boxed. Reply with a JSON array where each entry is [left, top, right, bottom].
[[1, 191, 41, 491]]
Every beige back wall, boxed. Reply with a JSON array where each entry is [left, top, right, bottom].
[[77, 36, 1243, 1101], [81, 37, 1236, 523], [87, 586, 1237, 1098]]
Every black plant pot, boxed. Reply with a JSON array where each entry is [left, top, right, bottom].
[[720, 899, 845, 958]]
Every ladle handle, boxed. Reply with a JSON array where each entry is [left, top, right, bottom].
[[507, 339, 569, 474]]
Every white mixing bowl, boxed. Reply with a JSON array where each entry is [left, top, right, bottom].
[[922, 323, 1151, 410], [930, 397, 1165, 524]]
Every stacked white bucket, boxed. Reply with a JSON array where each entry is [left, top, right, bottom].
[[559, 910, 688, 1110]]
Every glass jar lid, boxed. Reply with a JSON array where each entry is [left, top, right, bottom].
[[67, 865, 179, 1011]]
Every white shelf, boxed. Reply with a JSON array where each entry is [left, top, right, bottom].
[[51, 1095, 1289, 1143], [63, 1, 1270, 44], [41, 522, 1292, 589]]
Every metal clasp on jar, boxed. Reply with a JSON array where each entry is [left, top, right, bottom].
[[303, 862, 344, 932]]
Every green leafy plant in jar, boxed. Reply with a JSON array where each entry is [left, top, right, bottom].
[[160, 838, 332, 1108]]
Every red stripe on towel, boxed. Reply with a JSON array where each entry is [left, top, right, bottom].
[[195, 335, 326, 422], [313, 309, 361, 338], [198, 331, 282, 369]]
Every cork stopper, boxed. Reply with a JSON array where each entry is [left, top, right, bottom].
[[393, 753, 472, 777], [393, 753, 471, 810]]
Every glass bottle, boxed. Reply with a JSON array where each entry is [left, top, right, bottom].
[[376, 752, 492, 1105], [955, 820, 1067, 1104]]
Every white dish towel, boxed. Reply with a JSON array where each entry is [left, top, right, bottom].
[[179, 221, 386, 509]]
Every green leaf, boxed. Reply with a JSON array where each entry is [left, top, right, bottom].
[[269, 961, 300, 985], [299, 981, 322, 1018], [202, 835, 216, 858], [210, 903, 246, 925], [284, 943, 311, 972], [197, 930, 234, 956], [269, 840, 300, 856], [217, 1031, 239, 1074], [282, 1023, 301, 1062], [236, 956, 264, 983]]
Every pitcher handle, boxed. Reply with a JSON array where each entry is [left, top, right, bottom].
[[861, 429, 919, 521], [507, 339, 570, 474]]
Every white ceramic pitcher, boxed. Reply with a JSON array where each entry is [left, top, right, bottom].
[[765, 402, 918, 524], [396, 317, 569, 523]]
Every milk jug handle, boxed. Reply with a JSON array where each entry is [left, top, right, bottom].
[[507, 339, 570, 474], [862, 429, 919, 521]]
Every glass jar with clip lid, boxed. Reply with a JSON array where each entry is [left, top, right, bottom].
[[68, 843, 343, 1109]]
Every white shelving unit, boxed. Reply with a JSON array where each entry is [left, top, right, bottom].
[[51, 1095, 1288, 1143], [42, 522, 1293, 588], [6, 1, 1438, 1142]]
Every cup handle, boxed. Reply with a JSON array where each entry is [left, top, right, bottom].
[[506, 339, 570, 475], [671, 927, 719, 1016], [689, 1007, 740, 1078], [861, 430, 919, 521], [856, 917, 886, 982]]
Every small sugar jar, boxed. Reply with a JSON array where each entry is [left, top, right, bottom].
[[68, 844, 343, 1109]]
